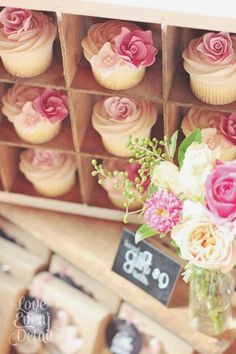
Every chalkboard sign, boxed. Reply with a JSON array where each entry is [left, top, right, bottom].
[[112, 229, 181, 306]]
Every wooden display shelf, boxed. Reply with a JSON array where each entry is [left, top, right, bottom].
[[0, 40, 65, 90], [1, 203, 236, 354], [0, 117, 75, 153]]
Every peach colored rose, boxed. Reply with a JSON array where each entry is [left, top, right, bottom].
[[32, 149, 60, 167], [104, 96, 137, 120], [115, 27, 158, 68], [197, 32, 234, 63], [220, 112, 236, 145], [151, 161, 184, 195], [0, 7, 32, 35]]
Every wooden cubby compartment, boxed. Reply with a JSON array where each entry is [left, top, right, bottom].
[[0, 144, 82, 203], [165, 25, 236, 112], [0, 83, 75, 153], [58, 14, 163, 102], [0, 10, 65, 89]]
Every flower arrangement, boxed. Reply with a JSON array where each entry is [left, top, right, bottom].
[[92, 128, 236, 334]]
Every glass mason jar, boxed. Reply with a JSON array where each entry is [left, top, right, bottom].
[[189, 267, 235, 336]]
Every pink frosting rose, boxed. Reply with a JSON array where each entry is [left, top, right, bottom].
[[0, 7, 33, 35], [114, 27, 158, 68], [220, 113, 236, 145], [205, 160, 236, 221], [104, 96, 137, 120], [197, 32, 234, 63], [126, 163, 150, 191], [32, 149, 60, 167], [90, 42, 122, 76], [33, 89, 68, 124], [17, 102, 44, 130]]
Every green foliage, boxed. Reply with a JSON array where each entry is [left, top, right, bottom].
[[135, 224, 157, 243], [178, 129, 202, 167], [168, 130, 179, 160]]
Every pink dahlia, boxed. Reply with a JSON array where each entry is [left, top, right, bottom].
[[144, 190, 182, 234]]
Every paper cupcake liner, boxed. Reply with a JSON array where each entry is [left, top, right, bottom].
[[1, 42, 54, 78], [101, 128, 152, 157], [190, 77, 236, 105], [91, 64, 145, 90], [32, 172, 76, 197], [14, 120, 61, 144]]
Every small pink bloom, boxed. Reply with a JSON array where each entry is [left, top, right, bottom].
[[32, 149, 60, 167], [104, 96, 137, 120], [205, 160, 236, 221], [220, 113, 236, 145], [33, 89, 68, 124], [115, 27, 158, 68], [144, 190, 182, 234], [126, 163, 150, 192], [197, 32, 234, 63], [17, 102, 44, 131], [0, 7, 33, 35], [91, 42, 122, 76]]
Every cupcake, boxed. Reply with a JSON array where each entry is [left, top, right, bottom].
[[101, 160, 150, 210], [0, 7, 57, 78], [81, 20, 158, 90], [181, 108, 236, 161], [182, 32, 236, 104], [2, 84, 69, 144], [92, 96, 157, 157], [19, 149, 77, 197]]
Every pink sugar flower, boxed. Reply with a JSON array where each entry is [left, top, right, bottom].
[[0, 7, 33, 35], [17, 102, 44, 131], [104, 96, 137, 120], [197, 32, 234, 63], [33, 89, 68, 124], [220, 112, 236, 145], [115, 27, 158, 68], [144, 190, 182, 234], [91, 42, 122, 76], [32, 149, 60, 167]]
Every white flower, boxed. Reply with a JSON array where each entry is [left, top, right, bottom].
[[179, 142, 220, 196], [151, 161, 183, 194], [171, 201, 236, 272]]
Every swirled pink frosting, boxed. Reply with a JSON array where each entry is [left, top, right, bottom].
[[182, 32, 236, 82], [92, 96, 157, 137], [19, 149, 77, 183], [0, 9, 57, 53], [81, 20, 140, 61], [2, 84, 44, 122], [181, 108, 236, 160]]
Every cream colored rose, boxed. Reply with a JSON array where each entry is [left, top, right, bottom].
[[171, 202, 236, 272], [179, 142, 220, 196], [151, 161, 183, 194]]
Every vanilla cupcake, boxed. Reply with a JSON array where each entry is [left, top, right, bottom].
[[81, 20, 158, 90], [102, 160, 150, 210], [92, 96, 157, 157], [0, 7, 57, 78], [2, 84, 69, 144], [181, 108, 236, 161], [182, 32, 236, 104], [19, 149, 77, 197]]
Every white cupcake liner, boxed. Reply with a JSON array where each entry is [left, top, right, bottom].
[[1, 42, 54, 78], [13, 120, 61, 144], [190, 76, 236, 105], [91, 64, 145, 90]]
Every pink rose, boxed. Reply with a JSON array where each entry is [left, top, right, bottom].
[[205, 160, 236, 221], [0, 7, 32, 35], [33, 89, 68, 124], [220, 113, 236, 145], [32, 149, 60, 167], [90, 42, 122, 77], [126, 163, 150, 191], [114, 27, 158, 68], [197, 32, 234, 63], [104, 96, 137, 120]]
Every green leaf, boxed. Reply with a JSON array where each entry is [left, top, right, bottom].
[[169, 130, 179, 160], [135, 224, 157, 243], [147, 182, 158, 197], [178, 129, 202, 167], [170, 239, 181, 257]]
